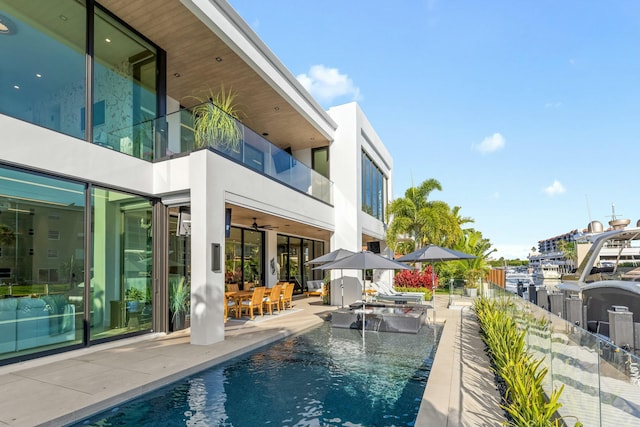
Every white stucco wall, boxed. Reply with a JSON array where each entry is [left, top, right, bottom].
[[326, 102, 394, 306], [1, 115, 155, 194]]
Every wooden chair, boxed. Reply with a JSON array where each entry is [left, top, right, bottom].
[[263, 284, 282, 315], [239, 286, 265, 320], [280, 282, 295, 310], [226, 283, 239, 292], [224, 294, 238, 322]]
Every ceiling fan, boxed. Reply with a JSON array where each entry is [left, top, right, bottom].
[[251, 218, 277, 231]]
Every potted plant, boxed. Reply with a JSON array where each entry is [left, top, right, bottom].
[[187, 86, 244, 152], [170, 277, 190, 331], [126, 287, 145, 313], [464, 281, 478, 298]]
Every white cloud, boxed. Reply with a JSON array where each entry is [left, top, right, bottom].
[[473, 133, 505, 153], [297, 65, 361, 105], [544, 180, 566, 196]]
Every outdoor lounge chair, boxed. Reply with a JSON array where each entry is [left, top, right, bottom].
[[370, 281, 424, 304], [305, 280, 325, 297]]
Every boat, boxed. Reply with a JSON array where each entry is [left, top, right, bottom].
[[534, 263, 562, 280], [505, 270, 535, 294], [557, 226, 640, 345]]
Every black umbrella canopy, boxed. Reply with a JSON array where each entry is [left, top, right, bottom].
[[395, 245, 476, 263], [315, 250, 413, 271], [306, 248, 355, 265]]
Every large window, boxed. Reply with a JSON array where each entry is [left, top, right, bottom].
[[0, 165, 156, 363], [277, 235, 324, 294], [0, 0, 86, 139], [0, 165, 85, 361], [93, 8, 158, 159], [0, 1, 160, 159], [225, 227, 264, 290], [90, 188, 153, 340], [312, 147, 329, 178], [361, 151, 387, 221]]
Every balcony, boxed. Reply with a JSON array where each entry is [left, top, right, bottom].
[[106, 103, 333, 205]]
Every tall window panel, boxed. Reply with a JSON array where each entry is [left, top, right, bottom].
[[0, 165, 85, 362], [93, 8, 158, 159], [361, 151, 387, 221], [312, 147, 329, 178], [90, 188, 153, 340], [0, 0, 86, 139], [224, 227, 264, 290], [277, 235, 324, 293]]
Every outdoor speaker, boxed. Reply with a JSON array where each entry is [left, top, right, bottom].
[[367, 241, 381, 253], [212, 243, 221, 272]]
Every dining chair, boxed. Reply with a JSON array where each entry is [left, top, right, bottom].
[[226, 283, 239, 293], [240, 286, 265, 320], [224, 293, 237, 322], [263, 284, 282, 315], [280, 282, 295, 310]]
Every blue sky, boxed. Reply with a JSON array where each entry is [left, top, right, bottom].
[[228, 0, 640, 260]]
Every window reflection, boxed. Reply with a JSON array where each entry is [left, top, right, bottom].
[[0, 0, 86, 139], [0, 166, 84, 361], [276, 234, 324, 295], [225, 227, 263, 291], [90, 188, 153, 339], [361, 151, 387, 221], [93, 8, 157, 159]]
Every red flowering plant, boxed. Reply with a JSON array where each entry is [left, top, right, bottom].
[[394, 266, 437, 289], [393, 267, 436, 300]]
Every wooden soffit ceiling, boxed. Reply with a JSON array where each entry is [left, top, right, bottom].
[[99, 0, 331, 152]]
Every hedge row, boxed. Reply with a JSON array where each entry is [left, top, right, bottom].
[[474, 297, 582, 427]]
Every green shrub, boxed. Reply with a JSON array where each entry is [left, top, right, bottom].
[[474, 297, 582, 427]]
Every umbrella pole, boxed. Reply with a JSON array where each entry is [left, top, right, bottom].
[[341, 269, 344, 308], [362, 269, 365, 348]]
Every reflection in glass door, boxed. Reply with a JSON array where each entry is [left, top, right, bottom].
[[224, 227, 263, 291], [90, 188, 153, 340], [168, 207, 190, 331]]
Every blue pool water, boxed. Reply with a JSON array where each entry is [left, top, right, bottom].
[[70, 321, 440, 427]]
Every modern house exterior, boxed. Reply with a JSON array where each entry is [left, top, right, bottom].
[[0, 0, 393, 364]]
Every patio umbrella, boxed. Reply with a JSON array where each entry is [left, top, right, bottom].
[[315, 250, 412, 346], [306, 248, 355, 308], [395, 245, 476, 263], [306, 248, 355, 265], [396, 244, 476, 300]]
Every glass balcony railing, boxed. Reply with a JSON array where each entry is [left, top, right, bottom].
[[480, 282, 640, 427], [105, 103, 333, 205]]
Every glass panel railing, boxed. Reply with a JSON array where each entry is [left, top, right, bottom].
[[482, 282, 640, 427], [154, 105, 333, 205]]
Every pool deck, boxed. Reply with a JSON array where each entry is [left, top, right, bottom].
[[0, 294, 504, 426]]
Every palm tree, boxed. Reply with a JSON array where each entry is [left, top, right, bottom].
[[0, 224, 15, 247], [387, 178, 450, 254], [557, 240, 577, 271], [453, 229, 494, 287]]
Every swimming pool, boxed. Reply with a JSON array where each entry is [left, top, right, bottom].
[[70, 321, 440, 427]]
